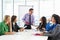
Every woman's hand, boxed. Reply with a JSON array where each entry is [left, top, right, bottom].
[[19, 28, 25, 32], [42, 28, 45, 31], [40, 32, 44, 36], [5, 32, 16, 35], [48, 18, 51, 22]]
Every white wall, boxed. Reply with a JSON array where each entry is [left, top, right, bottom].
[[55, 0, 60, 15], [40, 0, 60, 19], [40, 0, 54, 19]]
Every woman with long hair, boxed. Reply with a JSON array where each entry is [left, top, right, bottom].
[[11, 15, 24, 32], [0, 15, 15, 35], [37, 16, 47, 31], [46, 14, 60, 31]]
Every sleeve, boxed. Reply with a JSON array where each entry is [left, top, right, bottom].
[[32, 15, 35, 24], [46, 23, 51, 31], [38, 23, 41, 27], [0, 23, 6, 35], [22, 14, 26, 22], [38, 23, 42, 29], [16, 23, 20, 30], [44, 24, 60, 37]]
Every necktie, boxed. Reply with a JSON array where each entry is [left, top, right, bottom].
[[29, 15, 31, 25]]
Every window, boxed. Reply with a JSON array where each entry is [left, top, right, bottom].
[[0, 0, 2, 22], [3, 0, 13, 19]]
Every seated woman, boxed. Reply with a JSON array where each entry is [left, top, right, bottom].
[[40, 14, 60, 40], [37, 16, 47, 31], [0, 15, 15, 35], [11, 15, 24, 32], [46, 14, 58, 31]]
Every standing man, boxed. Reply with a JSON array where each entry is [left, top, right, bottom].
[[22, 8, 34, 29]]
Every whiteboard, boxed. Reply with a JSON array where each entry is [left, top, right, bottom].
[[18, 5, 33, 27]]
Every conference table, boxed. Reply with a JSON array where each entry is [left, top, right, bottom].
[[0, 29, 48, 40]]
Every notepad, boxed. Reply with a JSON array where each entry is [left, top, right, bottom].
[[33, 33, 41, 36]]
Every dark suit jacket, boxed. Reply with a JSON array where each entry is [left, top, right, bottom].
[[12, 23, 20, 32], [44, 24, 60, 40]]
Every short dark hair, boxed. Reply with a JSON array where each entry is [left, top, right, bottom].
[[29, 8, 34, 11], [52, 14, 60, 24], [11, 15, 17, 22]]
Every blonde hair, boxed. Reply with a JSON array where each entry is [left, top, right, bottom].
[[4, 15, 10, 21], [4, 15, 12, 32]]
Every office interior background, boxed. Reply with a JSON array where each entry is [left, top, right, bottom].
[[0, 0, 60, 27]]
